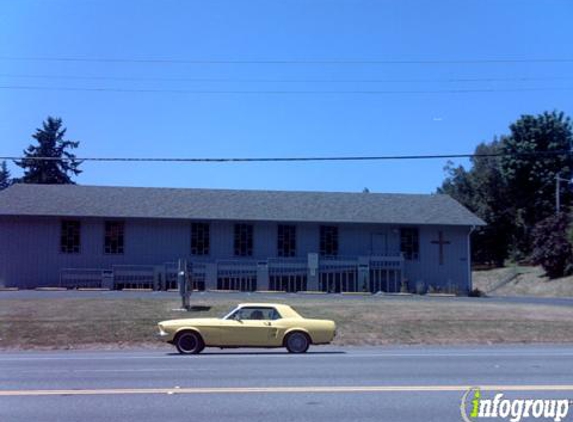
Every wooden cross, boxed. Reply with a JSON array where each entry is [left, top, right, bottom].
[[431, 231, 451, 265]]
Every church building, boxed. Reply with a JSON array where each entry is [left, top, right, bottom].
[[0, 184, 485, 293]]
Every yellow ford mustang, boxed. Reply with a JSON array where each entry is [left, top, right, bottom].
[[157, 303, 336, 354]]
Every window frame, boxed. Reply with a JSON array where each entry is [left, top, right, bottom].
[[104, 220, 125, 255], [400, 227, 420, 261], [233, 223, 254, 257], [191, 222, 210, 256], [224, 306, 282, 321], [319, 225, 339, 257], [277, 224, 297, 257], [60, 220, 81, 254]]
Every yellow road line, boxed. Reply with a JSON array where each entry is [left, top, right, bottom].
[[1, 385, 573, 397]]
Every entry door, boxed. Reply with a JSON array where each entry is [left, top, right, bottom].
[[371, 233, 388, 255]]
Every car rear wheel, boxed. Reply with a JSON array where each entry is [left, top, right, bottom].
[[285, 332, 310, 353], [175, 331, 204, 354]]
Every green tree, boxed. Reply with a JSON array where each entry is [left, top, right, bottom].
[[15, 117, 82, 184], [500, 111, 573, 257], [439, 111, 573, 265], [531, 212, 572, 279], [0, 161, 11, 190], [439, 140, 512, 266]]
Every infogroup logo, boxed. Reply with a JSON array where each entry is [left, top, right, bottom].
[[460, 388, 570, 422]]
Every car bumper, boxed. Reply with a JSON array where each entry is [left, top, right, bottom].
[[156, 329, 175, 343]]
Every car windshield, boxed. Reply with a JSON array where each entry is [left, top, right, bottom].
[[221, 306, 238, 320]]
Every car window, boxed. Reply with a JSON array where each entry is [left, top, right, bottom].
[[229, 307, 282, 321]]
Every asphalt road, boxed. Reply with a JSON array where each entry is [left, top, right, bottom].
[[1, 345, 572, 422]]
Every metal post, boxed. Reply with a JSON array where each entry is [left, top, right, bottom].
[[178, 259, 190, 310], [555, 174, 571, 214]]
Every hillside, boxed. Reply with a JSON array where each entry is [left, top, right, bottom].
[[473, 266, 573, 297]]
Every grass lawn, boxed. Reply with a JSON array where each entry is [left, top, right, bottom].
[[1, 294, 573, 350]]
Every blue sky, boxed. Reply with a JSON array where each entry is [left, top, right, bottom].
[[0, 0, 572, 193]]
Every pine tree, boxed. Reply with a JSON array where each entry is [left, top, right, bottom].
[[0, 161, 11, 190], [15, 117, 82, 184]]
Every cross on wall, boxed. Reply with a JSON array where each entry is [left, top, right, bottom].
[[431, 231, 451, 265]]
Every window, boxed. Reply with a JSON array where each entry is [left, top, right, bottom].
[[277, 224, 296, 257], [320, 225, 338, 256], [226, 307, 282, 321], [191, 222, 210, 255], [400, 228, 419, 260], [234, 223, 253, 257], [104, 221, 124, 254], [60, 220, 80, 253]]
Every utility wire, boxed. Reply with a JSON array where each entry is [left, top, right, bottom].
[[1, 73, 572, 84], [1, 85, 572, 95], [2, 151, 571, 163], [1, 56, 573, 65]]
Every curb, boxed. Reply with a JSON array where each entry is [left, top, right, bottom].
[[207, 289, 242, 293], [77, 288, 111, 291], [122, 288, 153, 292], [35, 287, 67, 291], [298, 291, 327, 295], [255, 290, 286, 294]]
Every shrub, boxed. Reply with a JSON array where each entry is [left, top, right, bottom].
[[468, 288, 486, 297], [531, 212, 572, 279]]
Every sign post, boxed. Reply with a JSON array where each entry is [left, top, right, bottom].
[[178, 259, 191, 310]]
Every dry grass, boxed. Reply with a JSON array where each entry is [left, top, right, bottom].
[[473, 266, 573, 297], [1, 295, 573, 350]]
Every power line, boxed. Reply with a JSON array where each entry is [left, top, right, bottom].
[[3, 151, 571, 163], [1, 56, 573, 65], [1, 85, 572, 95], [1, 73, 572, 84]]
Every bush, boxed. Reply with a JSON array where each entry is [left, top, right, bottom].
[[531, 212, 572, 279], [468, 288, 486, 297]]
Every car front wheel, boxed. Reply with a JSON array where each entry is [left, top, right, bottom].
[[175, 331, 204, 354], [285, 332, 310, 353]]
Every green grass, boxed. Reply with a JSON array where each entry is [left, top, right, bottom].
[[1, 295, 573, 350]]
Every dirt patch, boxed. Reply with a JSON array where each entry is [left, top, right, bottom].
[[473, 266, 573, 297]]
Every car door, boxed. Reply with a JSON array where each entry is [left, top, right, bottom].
[[220, 307, 276, 346]]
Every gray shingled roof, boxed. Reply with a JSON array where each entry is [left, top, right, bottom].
[[0, 184, 485, 226]]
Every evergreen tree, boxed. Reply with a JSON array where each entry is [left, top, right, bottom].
[[439, 141, 512, 266], [15, 117, 82, 184], [0, 161, 11, 190]]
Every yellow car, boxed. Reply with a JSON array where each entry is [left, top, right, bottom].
[[157, 303, 336, 354]]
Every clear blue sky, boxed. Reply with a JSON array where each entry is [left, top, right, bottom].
[[1, 0, 572, 193]]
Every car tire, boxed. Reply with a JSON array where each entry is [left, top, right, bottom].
[[175, 331, 204, 354], [285, 332, 310, 353]]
